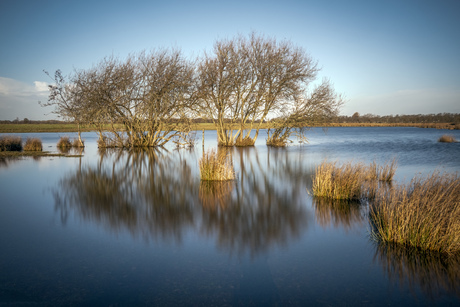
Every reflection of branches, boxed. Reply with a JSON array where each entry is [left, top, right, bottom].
[[313, 198, 365, 231], [373, 243, 460, 300], [53, 146, 312, 256], [54, 148, 198, 242], [199, 147, 312, 256]]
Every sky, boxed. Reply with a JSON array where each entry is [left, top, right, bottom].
[[0, 0, 459, 120]]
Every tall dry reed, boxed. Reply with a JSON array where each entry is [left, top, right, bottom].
[[369, 172, 460, 254], [23, 138, 43, 151], [199, 148, 235, 181], [312, 160, 396, 200], [0, 136, 22, 151]]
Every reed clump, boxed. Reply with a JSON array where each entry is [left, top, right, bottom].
[[438, 134, 457, 143], [72, 138, 85, 148], [199, 148, 235, 181], [23, 138, 43, 151], [0, 136, 22, 151], [369, 172, 460, 254], [57, 136, 72, 151], [312, 160, 396, 200]]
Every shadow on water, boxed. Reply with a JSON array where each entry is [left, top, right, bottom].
[[373, 242, 460, 301], [313, 198, 366, 231], [53, 146, 312, 257]]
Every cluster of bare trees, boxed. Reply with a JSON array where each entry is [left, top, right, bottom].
[[43, 33, 343, 148]]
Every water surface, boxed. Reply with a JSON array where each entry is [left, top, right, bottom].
[[1, 127, 459, 306]]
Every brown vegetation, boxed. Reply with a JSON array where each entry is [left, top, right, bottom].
[[0, 136, 22, 151], [438, 134, 457, 143], [23, 138, 43, 151], [369, 172, 460, 254], [199, 148, 235, 181], [311, 160, 396, 200]]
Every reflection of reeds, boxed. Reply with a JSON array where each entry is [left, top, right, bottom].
[[23, 138, 43, 151], [0, 136, 22, 151], [199, 181, 234, 210], [199, 148, 235, 181], [369, 172, 460, 254], [313, 198, 364, 230], [374, 242, 460, 299]]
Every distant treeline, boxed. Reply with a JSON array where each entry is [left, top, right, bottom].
[[336, 113, 460, 124], [3, 113, 458, 125]]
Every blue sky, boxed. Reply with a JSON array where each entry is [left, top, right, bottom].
[[1, 0, 459, 120]]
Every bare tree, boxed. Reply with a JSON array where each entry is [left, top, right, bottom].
[[266, 79, 344, 146], [66, 49, 197, 148], [197, 33, 326, 146], [41, 69, 86, 146]]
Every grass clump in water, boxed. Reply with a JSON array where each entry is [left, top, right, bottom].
[[57, 136, 72, 150], [312, 160, 397, 200], [199, 148, 235, 181], [0, 136, 22, 151], [369, 172, 460, 254], [23, 138, 43, 151], [438, 135, 457, 143]]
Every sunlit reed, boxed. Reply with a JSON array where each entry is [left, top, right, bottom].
[[369, 172, 460, 254], [23, 138, 43, 151], [0, 136, 22, 151], [199, 148, 235, 181]]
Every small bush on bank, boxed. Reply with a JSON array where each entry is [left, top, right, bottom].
[[438, 135, 457, 143], [369, 172, 460, 254], [199, 148, 235, 181], [0, 136, 22, 151], [24, 138, 43, 151]]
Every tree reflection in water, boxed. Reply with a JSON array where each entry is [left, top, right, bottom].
[[53, 146, 311, 255], [373, 243, 460, 300]]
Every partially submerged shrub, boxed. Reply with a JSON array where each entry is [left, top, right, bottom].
[[369, 172, 460, 254], [23, 138, 43, 151], [0, 136, 22, 151], [199, 148, 235, 181], [438, 134, 457, 143]]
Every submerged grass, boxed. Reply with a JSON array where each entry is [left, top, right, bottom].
[[369, 172, 460, 254], [199, 148, 235, 181]]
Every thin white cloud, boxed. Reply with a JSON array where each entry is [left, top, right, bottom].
[[34, 81, 49, 92]]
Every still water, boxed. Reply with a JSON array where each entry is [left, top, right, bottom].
[[1, 127, 459, 306]]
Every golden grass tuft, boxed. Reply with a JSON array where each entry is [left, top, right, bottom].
[[369, 172, 460, 254], [438, 134, 457, 143], [23, 138, 43, 151], [72, 138, 85, 148], [0, 136, 22, 151], [199, 148, 235, 181], [57, 136, 72, 150], [235, 136, 255, 147]]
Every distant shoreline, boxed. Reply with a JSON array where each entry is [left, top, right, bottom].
[[0, 122, 458, 133]]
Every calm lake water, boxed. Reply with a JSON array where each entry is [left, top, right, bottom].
[[1, 127, 459, 306]]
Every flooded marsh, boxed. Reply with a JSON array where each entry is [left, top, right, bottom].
[[1, 127, 459, 306]]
